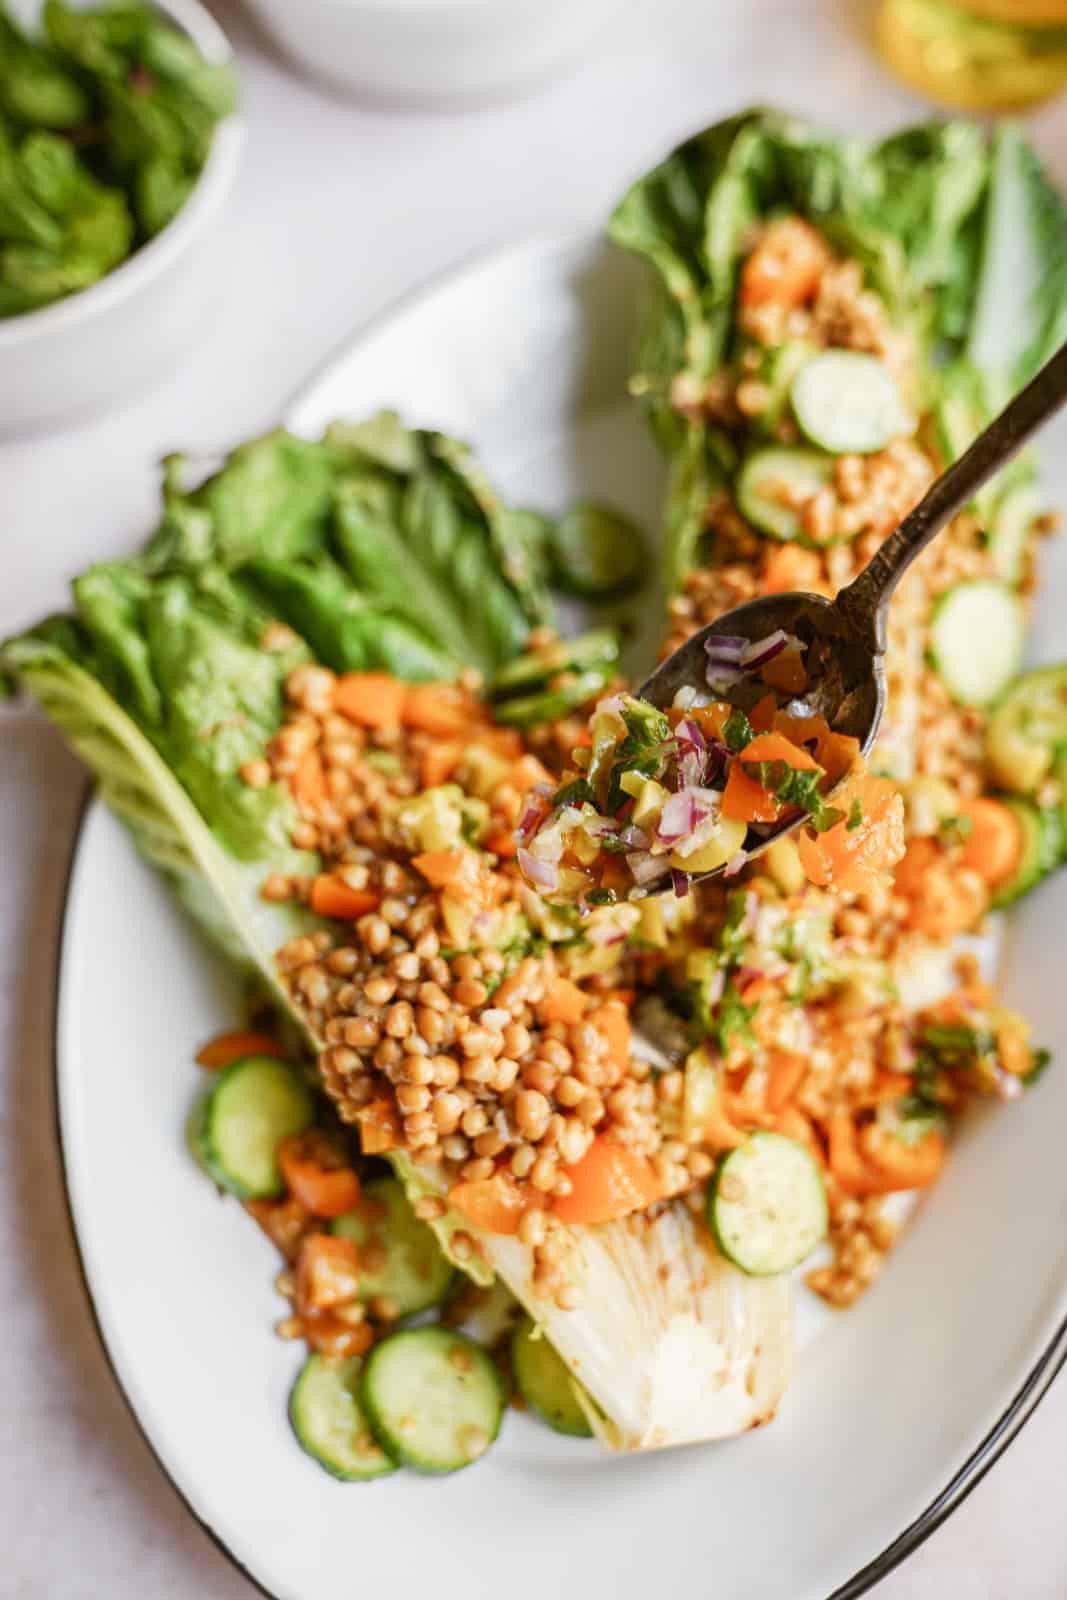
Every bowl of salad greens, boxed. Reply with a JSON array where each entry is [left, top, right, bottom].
[[0, 0, 241, 431]]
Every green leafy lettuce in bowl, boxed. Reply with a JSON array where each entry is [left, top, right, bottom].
[[0, 0, 242, 431], [0, 0, 237, 317]]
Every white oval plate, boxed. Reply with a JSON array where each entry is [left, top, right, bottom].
[[57, 233, 1067, 1600]]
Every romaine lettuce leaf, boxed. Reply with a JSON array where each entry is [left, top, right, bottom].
[[609, 109, 1067, 588]]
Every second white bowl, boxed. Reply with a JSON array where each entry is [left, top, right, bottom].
[[243, 0, 628, 107]]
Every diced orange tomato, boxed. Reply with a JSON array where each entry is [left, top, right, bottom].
[[996, 1024, 1033, 1078], [333, 672, 408, 729], [775, 1106, 825, 1166], [722, 730, 819, 823], [798, 775, 905, 896], [553, 1138, 664, 1225], [539, 976, 587, 1026], [893, 835, 988, 937], [689, 700, 734, 741], [761, 650, 808, 695], [588, 1002, 631, 1070], [196, 1029, 286, 1069], [295, 1233, 361, 1314], [484, 829, 519, 859], [863, 1072, 918, 1108], [245, 1195, 314, 1262], [412, 847, 500, 911], [748, 692, 779, 733], [290, 747, 327, 807], [765, 1052, 807, 1113], [826, 1112, 879, 1196], [404, 682, 476, 737], [740, 217, 830, 309], [599, 855, 631, 894], [774, 711, 859, 785], [509, 753, 555, 793], [278, 1130, 361, 1219], [303, 1315, 374, 1359], [958, 796, 1024, 889], [448, 1173, 527, 1235], [358, 1098, 401, 1155], [761, 543, 830, 597], [420, 743, 463, 789], [308, 874, 381, 920], [859, 1124, 946, 1190]]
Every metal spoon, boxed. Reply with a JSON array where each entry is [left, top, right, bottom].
[[638, 340, 1067, 880]]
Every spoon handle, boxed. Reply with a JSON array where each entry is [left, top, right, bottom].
[[835, 340, 1067, 651]]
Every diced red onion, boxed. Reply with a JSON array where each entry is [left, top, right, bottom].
[[518, 848, 560, 890], [704, 740, 729, 787], [656, 786, 720, 845], [515, 794, 551, 844], [704, 634, 747, 667], [724, 848, 748, 878], [740, 629, 806, 672], [588, 923, 629, 946], [626, 850, 671, 887], [671, 869, 690, 899], [705, 966, 726, 1006], [675, 718, 708, 788]]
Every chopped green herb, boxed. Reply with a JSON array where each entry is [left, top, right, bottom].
[[722, 707, 754, 752], [741, 758, 843, 832], [1023, 1048, 1051, 1088], [552, 777, 596, 810], [847, 797, 864, 831]]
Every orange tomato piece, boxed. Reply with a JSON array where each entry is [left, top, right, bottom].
[[588, 1002, 631, 1070], [553, 1138, 664, 1225], [761, 650, 808, 695], [196, 1029, 286, 1069], [798, 775, 905, 896], [245, 1195, 314, 1262], [279, 1130, 361, 1219], [765, 1051, 807, 1113], [358, 1098, 401, 1155], [740, 217, 830, 309], [308, 874, 381, 920], [761, 543, 829, 597], [958, 796, 1024, 889], [448, 1173, 527, 1235], [539, 976, 587, 1026], [826, 1112, 880, 1197], [420, 743, 463, 789], [859, 1124, 946, 1191], [333, 672, 408, 729], [722, 730, 819, 823], [290, 747, 327, 807], [303, 1314, 374, 1359], [404, 682, 476, 737], [484, 829, 519, 859], [295, 1233, 361, 1314], [749, 693, 780, 733]]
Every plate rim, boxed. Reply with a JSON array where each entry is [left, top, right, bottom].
[[51, 224, 1067, 1599]]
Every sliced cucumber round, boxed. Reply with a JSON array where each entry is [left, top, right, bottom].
[[548, 503, 648, 598], [332, 1177, 454, 1317], [986, 663, 1067, 794], [510, 1317, 592, 1438], [989, 797, 1062, 908], [928, 579, 1024, 708], [736, 448, 835, 545], [200, 1055, 314, 1200], [708, 1132, 828, 1277], [988, 484, 1040, 586], [361, 1327, 504, 1475], [791, 350, 910, 455], [289, 1354, 397, 1482]]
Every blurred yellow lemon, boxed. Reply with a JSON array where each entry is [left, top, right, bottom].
[[877, 0, 1067, 109]]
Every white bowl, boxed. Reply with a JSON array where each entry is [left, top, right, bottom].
[[0, 0, 244, 434], [243, 0, 628, 107]]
